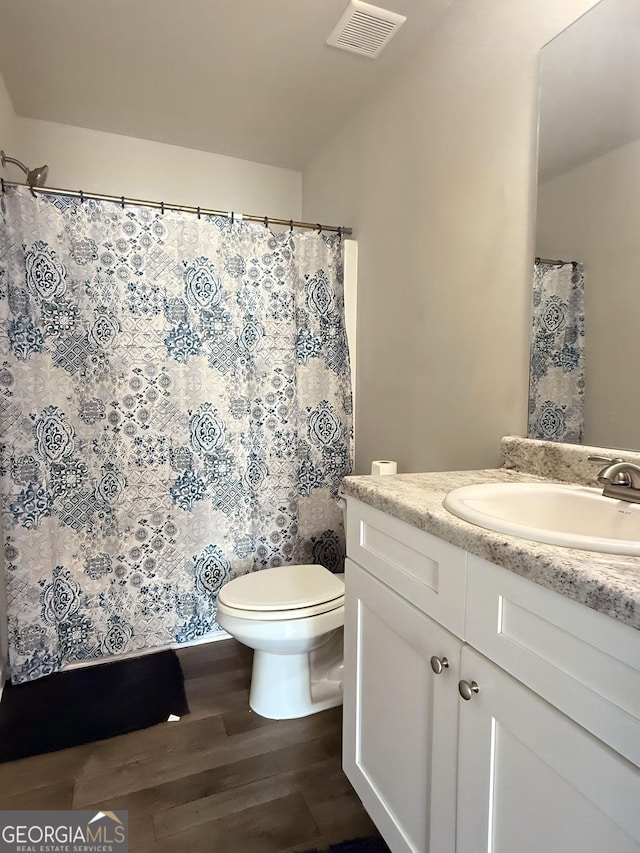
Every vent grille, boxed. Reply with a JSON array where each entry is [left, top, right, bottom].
[[327, 1, 407, 58]]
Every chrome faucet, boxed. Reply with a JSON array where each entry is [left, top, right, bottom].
[[588, 455, 640, 503]]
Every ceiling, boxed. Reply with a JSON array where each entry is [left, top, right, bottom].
[[0, 0, 452, 171], [538, 0, 640, 182]]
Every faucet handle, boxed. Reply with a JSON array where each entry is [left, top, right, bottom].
[[588, 456, 632, 487]]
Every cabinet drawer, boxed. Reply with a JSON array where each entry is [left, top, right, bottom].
[[465, 554, 640, 766], [346, 498, 467, 638]]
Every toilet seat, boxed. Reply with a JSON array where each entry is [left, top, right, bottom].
[[216, 597, 344, 621], [217, 563, 344, 620]]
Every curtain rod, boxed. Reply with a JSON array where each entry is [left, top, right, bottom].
[[535, 256, 574, 267], [0, 179, 353, 237]]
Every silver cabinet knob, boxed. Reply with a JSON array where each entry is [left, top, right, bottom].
[[430, 655, 449, 675], [458, 680, 480, 700]]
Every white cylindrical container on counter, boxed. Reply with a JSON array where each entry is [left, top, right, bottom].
[[371, 460, 398, 476]]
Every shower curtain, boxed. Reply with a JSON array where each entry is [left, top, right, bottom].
[[0, 186, 352, 683], [528, 260, 585, 442]]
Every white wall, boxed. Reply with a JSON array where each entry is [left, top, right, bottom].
[[302, 0, 600, 475], [11, 116, 302, 219], [0, 71, 16, 164], [536, 137, 640, 449]]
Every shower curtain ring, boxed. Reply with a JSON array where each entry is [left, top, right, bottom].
[[264, 216, 269, 229], [30, 186, 37, 198], [79, 190, 84, 203], [289, 220, 293, 233], [337, 227, 343, 240], [316, 223, 322, 233], [197, 207, 201, 220], [0, 177, 5, 195], [161, 201, 165, 215], [121, 196, 125, 209]]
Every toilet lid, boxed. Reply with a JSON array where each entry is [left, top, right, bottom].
[[217, 564, 344, 612]]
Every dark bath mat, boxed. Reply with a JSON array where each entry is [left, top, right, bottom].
[[0, 649, 189, 763], [302, 839, 390, 853]]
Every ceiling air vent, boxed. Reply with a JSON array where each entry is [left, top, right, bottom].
[[327, 0, 407, 59]]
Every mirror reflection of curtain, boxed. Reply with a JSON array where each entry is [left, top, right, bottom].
[[528, 261, 585, 442]]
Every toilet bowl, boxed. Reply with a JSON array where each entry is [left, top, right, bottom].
[[216, 563, 345, 720]]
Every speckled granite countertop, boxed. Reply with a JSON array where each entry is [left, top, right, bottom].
[[341, 465, 640, 631]]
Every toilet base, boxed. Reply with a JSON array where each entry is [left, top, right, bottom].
[[249, 628, 344, 720]]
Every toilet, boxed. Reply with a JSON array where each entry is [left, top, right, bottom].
[[216, 563, 345, 720]]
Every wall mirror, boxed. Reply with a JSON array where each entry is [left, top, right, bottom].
[[532, 0, 640, 450]]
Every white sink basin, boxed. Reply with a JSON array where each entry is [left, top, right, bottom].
[[443, 482, 640, 555]]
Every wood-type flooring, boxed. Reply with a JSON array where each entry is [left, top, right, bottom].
[[0, 639, 382, 852]]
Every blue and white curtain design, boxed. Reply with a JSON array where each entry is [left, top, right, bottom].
[[0, 186, 352, 683], [528, 260, 585, 443]]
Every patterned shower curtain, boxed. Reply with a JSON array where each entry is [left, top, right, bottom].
[[0, 186, 352, 683], [528, 260, 585, 442]]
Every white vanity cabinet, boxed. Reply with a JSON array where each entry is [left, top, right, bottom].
[[343, 558, 462, 853], [343, 497, 640, 853], [343, 500, 467, 853], [456, 646, 640, 853]]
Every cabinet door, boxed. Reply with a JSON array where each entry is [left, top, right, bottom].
[[343, 559, 462, 853], [456, 646, 640, 853]]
